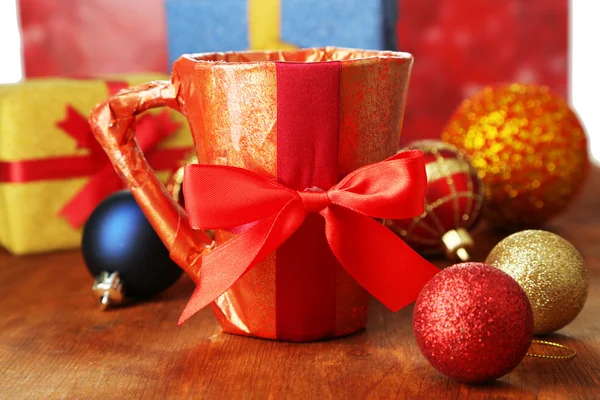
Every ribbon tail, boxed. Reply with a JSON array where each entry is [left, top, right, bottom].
[[57, 105, 102, 154], [59, 166, 122, 227], [179, 199, 305, 324], [323, 206, 440, 312]]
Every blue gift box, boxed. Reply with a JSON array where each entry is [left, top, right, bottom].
[[166, 0, 398, 65]]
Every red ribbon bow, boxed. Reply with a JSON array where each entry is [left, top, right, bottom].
[[180, 150, 440, 324]]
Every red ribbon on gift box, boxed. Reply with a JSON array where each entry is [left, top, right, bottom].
[[0, 80, 190, 227]]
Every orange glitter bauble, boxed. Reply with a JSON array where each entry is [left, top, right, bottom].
[[442, 83, 588, 230]]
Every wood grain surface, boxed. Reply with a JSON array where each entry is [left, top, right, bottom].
[[1, 167, 599, 400]]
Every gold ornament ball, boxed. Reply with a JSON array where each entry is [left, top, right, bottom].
[[486, 230, 588, 334], [442, 83, 588, 231], [166, 153, 198, 204]]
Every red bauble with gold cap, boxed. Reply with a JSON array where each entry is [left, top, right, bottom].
[[387, 140, 484, 261]]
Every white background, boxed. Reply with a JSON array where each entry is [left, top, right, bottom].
[[0, 0, 598, 163]]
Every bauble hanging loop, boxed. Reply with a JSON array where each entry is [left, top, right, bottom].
[[92, 271, 124, 310]]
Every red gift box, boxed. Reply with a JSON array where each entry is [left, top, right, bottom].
[[397, 0, 568, 144], [19, 0, 168, 77]]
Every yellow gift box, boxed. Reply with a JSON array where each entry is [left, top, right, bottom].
[[0, 74, 193, 255]]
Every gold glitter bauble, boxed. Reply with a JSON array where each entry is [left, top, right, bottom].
[[486, 230, 588, 334], [166, 153, 198, 204], [442, 84, 588, 231]]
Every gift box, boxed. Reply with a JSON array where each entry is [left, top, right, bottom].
[[19, 0, 168, 77], [397, 0, 569, 144], [165, 0, 398, 65], [0, 75, 193, 255]]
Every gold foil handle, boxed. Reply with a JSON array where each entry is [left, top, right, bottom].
[[441, 228, 474, 261], [89, 80, 213, 279]]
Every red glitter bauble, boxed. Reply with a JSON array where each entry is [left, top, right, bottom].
[[413, 263, 534, 383], [388, 140, 484, 261]]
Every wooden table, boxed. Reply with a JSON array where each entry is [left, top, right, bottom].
[[1, 168, 599, 400]]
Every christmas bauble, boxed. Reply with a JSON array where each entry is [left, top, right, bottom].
[[387, 140, 484, 261], [442, 83, 588, 231], [166, 153, 198, 207], [82, 190, 183, 299], [413, 262, 533, 383], [165, 154, 215, 242], [486, 230, 588, 334]]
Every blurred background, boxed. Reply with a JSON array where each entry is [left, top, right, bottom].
[[0, 0, 598, 163]]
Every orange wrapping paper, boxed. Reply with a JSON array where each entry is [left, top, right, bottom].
[[89, 48, 413, 340]]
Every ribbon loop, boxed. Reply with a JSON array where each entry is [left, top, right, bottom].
[[183, 164, 298, 230], [179, 150, 440, 324]]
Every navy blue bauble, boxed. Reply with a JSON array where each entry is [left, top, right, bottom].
[[82, 190, 183, 299]]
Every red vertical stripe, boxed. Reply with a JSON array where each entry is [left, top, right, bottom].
[[275, 61, 341, 341]]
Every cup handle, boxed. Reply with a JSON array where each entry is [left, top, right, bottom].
[[89, 80, 213, 279]]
